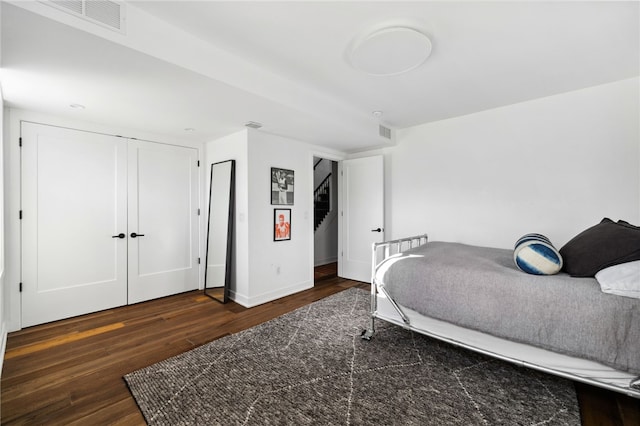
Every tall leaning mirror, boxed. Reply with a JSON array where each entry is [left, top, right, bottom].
[[204, 159, 235, 303]]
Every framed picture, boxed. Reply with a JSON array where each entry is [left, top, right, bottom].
[[274, 208, 291, 241], [271, 167, 294, 205]]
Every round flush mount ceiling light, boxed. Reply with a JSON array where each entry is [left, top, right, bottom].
[[349, 27, 432, 76]]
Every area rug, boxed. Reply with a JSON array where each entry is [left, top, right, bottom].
[[124, 288, 580, 425]]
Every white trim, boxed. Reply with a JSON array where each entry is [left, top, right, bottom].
[[314, 257, 338, 268], [0, 322, 6, 377], [230, 280, 313, 308]]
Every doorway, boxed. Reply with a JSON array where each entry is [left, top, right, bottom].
[[313, 157, 338, 284]]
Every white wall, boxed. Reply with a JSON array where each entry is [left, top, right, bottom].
[[0, 103, 6, 372], [230, 130, 344, 307], [4, 108, 204, 332], [204, 130, 249, 300], [385, 77, 640, 249], [243, 131, 313, 305], [0, 0, 7, 370]]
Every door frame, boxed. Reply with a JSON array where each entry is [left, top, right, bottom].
[[309, 151, 345, 284]]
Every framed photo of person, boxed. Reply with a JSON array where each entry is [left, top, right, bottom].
[[271, 167, 294, 205], [274, 208, 291, 241]]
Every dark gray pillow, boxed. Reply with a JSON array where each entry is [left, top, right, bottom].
[[559, 218, 640, 277]]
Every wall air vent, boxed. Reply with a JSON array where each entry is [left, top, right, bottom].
[[41, 0, 126, 33], [379, 125, 392, 140]]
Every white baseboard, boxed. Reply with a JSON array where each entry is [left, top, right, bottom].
[[314, 257, 337, 267], [228, 290, 250, 307], [230, 280, 313, 308], [0, 322, 7, 378]]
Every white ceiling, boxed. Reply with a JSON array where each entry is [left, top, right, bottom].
[[1, 1, 638, 152]]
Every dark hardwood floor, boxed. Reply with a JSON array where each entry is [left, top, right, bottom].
[[1, 267, 638, 425], [314, 261, 337, 282]]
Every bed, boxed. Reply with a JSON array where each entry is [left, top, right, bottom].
[[361, 234, 640, 398]]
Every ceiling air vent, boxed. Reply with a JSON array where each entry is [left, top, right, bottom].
[[379, 125, 392, 140], [85, 1, 123, 31], [244, 121, 263, 129], [51, 0, 82, 14], [40, 0, 126, 33]]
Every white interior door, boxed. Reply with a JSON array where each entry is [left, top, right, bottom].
[[339, 155, 384, 282], [127, 140, 199, 303], [21, 123, 128, 327]]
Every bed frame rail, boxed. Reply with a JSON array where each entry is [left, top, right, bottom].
[[371, 234, 429, 267], [361, 234, 428, 340]]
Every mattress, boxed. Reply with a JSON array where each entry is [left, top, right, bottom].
[[376, 241, 640, 374]]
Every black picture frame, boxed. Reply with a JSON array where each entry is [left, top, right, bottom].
[[274, 208, 291, 241], [271, 167, 294, 205]]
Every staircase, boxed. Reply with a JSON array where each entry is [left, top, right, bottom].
[[314, 173, 331, 230]]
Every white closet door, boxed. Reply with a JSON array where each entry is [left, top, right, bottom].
[[339, 155, 384, 283], [21, 123, 128, 327], [127, 140, 199, 303]]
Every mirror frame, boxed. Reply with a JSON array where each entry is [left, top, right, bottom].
[[204, 159, 235, 303]]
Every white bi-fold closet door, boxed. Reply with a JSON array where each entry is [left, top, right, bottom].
[[21, 122, 199, 327]]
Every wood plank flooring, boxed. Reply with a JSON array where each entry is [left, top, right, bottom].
[[1, 275, 364, 425], [314, 261, 337, 282], [1, 270, 638, 425]]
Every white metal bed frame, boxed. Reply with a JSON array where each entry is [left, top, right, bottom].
[[361, 234, 640, 399]]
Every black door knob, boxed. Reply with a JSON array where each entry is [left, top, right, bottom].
[[371, 228, 382, 232], [111, 233, 125, 239], [130, 232, 145, 238]]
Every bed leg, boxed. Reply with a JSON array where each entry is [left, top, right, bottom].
[[361, 308, 375, 340], [631, 376, 640, 390], [361, 285, 377, 340], [361, 326, 374, 340]]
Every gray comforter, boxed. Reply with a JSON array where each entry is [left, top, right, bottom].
[[378, 241, 640, 374]]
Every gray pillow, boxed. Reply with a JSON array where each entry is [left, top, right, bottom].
[[559, 218, 640, 277]]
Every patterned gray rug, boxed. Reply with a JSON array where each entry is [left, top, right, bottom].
[[124, 288, 580, 425]]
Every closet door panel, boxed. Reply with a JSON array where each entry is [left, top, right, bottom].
[[21, 123, 128, 327], [127, 141, 198, 303]]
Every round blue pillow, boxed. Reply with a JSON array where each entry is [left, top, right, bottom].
[[514, 233, 563, 275]]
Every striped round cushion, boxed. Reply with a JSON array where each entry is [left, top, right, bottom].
[[513, 234, 563, 275]]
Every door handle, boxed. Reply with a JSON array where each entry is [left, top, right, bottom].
[[112, 233, 125, 239], [371, 228, 383, 232], [130, 232, 145, 238]]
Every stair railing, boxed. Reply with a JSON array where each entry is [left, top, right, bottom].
[[314, 173, 332, 230]]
